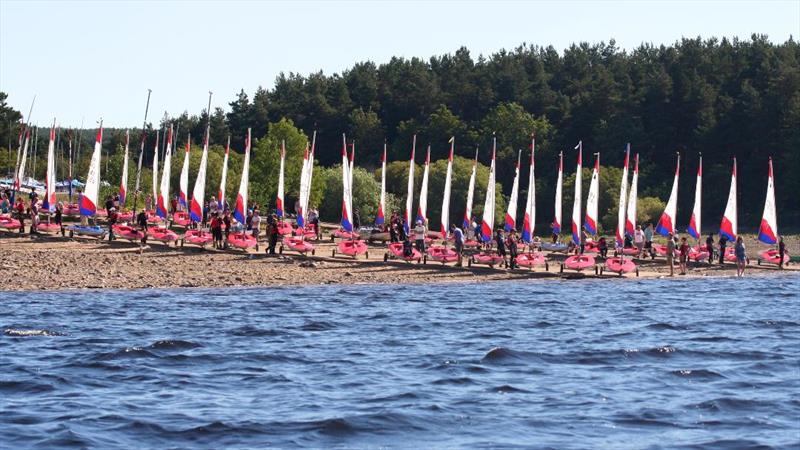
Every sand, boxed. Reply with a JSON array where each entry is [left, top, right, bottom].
[[0, 226, 796, 292]]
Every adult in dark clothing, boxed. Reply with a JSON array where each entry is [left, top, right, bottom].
[[705, 233, 715, 264], [107, 208, 118, 241], [267, 222, 279, 255], [222, 211, 232, 248], [598, 236, 608, 258], [104, 196, 114, 213], [495, 229, 506, 265], [778, 236, 786, 269], [136, 210, 148, 245], [402, 237, 414, 257], [353, 208, 361, 230], [718, 235, 728, 265], [54, 203, 64, 235], [506, 229, 519, 269]]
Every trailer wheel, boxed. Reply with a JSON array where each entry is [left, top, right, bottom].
[[635, 267, 640, 277], [545, 262, 549, 271], [468, 257, 473, 267], [181, 239, 185, 248], [311, 249, 315, 256], [383, 253, 388, 262], [365, 251, 370, 259], [69, 230, 74, 238], [279, 245, 283, 254], [594, 265, 599, 275], [560, 263, 564, 273], [619, 270, 624, 277], [423, 255, 427, 264], [757, 259, 761, 265], [332, 249, 336, 257], [330, 235, 335, 243]]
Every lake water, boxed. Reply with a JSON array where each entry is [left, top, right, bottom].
[[1, 275, 798, 449]]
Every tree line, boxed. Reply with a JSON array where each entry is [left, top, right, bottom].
[[2, 34, 798, 231]]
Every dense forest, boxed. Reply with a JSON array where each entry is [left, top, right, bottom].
[[1, 35, 798, 232]]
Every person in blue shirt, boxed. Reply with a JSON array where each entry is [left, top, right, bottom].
[[451, 224, 464, 267]]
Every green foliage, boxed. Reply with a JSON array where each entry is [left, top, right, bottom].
[[636, 196, 667, 227], [318, 165, 382, 224], [250, 118, 309, 212]]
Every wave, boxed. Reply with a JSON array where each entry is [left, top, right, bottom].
[[148, 340, 202, 350], [670, 369, 725, 379], [299, 321, 336, 331], [229, 325, 289, 337], [4, 328, 64, 337]]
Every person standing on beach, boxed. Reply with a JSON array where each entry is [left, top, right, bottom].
[[54, 202, 63, 236], [451, 224, 464, 267], [598, 236, 608, 258], [679, 236, 689, 275], [414, 220, 427, 254], [353, 208, 361, 231], [222, 211, 232, 249], [719, 235, 728, 265], [251, 209, 261, 240], [495, 229, 507, 265], [706, 233, 715, 264], [634, 225, 645, 258], [778, 236, 786, 269], [551, 222, 559, 243], [107, 208, 118, 241], [210, 213, 222, 249], [136, 209, 148, 247], [666, 232, 676, 276], [644, 223, 655, 259], [268, 217, 279, 255], [507, 229, 519, 269], [735, 236, 746, 277], [15, 197, 25, 234]]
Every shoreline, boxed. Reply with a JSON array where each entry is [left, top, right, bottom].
[[1, 231, 796, 292]]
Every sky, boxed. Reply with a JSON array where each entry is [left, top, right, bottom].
[[1, 0, 798, 128]]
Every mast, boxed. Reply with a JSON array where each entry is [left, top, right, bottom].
[[276, 139, 285, 218], [132, 89, 151, 215]]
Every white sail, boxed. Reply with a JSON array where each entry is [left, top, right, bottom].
[[656, 154, 680, 236], [233, 129, 251, 224], [719, 157, 737, 240], [189, 127, 209, 223], [119, 130, 129, 206], [463, 149, 477, 230], [625, 154, 639, 237], [553, 151, 563, 236], [615, 145, 630, 247], [404, 135, 416, 235], [440, 138, 454, 236], [152, 130, 159, 207], [504, 150, 521, 231], [80, 124, 103, 216], [156, 126, 173, 219], [341, 135, 354, 231], [758, 157, 778, 244], [584, 152, 600, 236], [14, 130, 29, 193], [277, 140, 285, 217], [297, 143, 310, 227], [522, 137, 536, 243], [480, 137, 497, 241], [43, 123, 57, 212], [179, 135, 191, 209], [688, 156, 702, 240], [571, 141, 583, 245], [376, 143, 387, 226], [218, 136, 230, 210], [417, 145, 430, 225]]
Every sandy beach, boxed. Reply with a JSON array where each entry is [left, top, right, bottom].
[[0, 227, 795, 291]]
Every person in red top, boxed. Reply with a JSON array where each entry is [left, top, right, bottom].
[[14, 198, 25, 234], [679, 236, 690, 275], [210, 213, 223, 249]]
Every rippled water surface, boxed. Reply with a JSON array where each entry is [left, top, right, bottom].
[[2, 275, 799, 449]]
